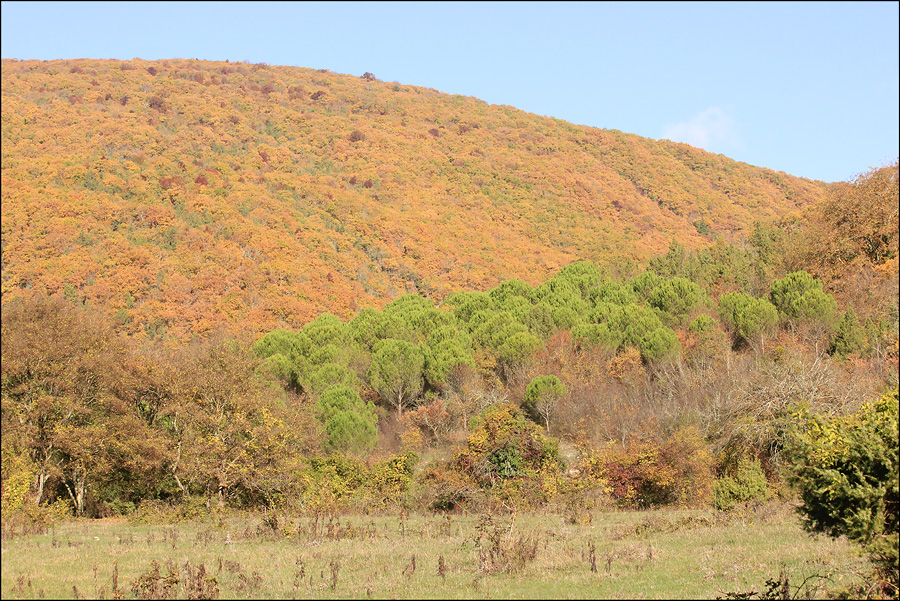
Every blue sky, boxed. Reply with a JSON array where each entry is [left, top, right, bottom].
[[2, 1, 897, 183]]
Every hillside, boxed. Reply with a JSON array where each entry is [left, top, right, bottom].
[[0, 58, 832, 341]]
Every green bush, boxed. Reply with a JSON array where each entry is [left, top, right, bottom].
[[583, 302, 680, 362], [630, 271, 663, 300], [784, 388, 899, 585], [306, 362, 361, 398], [638, 326, 680, 362], [318, 385, 378, 455], [712, 457, 770, 511], [528, 277, 588, 314], [488, 278, 533, 304], [423, 329, 474, 390], [586, 280, 638, 306], [688, 312, 717, 335], [769, 270, 837, 326], [523, 375, 567, 434], [554, 260, 607, 296], [718, 291, 778, 346], [571, 321, 623, 351], [647, 277, 707, 322], [829, 308, 867, 357]]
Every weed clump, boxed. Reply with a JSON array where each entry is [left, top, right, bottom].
[[471, 513, 540, 574], [131, 559, 219, 600]]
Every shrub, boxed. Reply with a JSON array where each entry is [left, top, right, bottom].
[[571, 322, 623, 351], [307, 363, 361, 398], [639, 326, 681, 362], [418, 464, 482, 511], [712, 457, 771, 511], [472, 513, 540, 573], [1, 447, 72, 535], [298, 452, 418, 512], [488, 278, 533, 304], [648, 276, 707, 322], [630, 271, 663, 299], [769, 270, 837, 326], [403, 397, 454, 444], [364, 452, 418, 508], [582, 302, 680, 361], [423, 330, 475, 391], [454, 404, 563, 507], [367, 339, 425, 419], [783, 388, 898, 585], [829, 308, 867, 357], [586, 280, 638, 306], [584, 427, 714, 508], [148, 95, 168, 112]]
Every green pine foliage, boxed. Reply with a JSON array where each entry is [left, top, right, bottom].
[[769, 270, 838, 326], [367, 339, 426, 418], [523, 375, 567, 434], [784, 388, 899, 584], [829, 308, 868, 358], [317, 385, 378, 456], [718, 291, 779, 347]]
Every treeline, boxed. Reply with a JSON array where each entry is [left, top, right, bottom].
[[1, 164, 897, 525], [2, 216, 896, 523]]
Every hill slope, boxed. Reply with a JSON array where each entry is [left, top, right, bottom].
[[0, 58, 831, 340]]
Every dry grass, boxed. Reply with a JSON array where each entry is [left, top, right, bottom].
[[0, 501, 875, 599]]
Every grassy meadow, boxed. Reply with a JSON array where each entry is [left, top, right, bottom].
[[0, 501, 874, 599]]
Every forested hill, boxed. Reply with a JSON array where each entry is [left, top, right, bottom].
[[0, 58, 832, 341]]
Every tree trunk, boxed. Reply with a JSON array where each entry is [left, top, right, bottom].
[[34, 471, 48, 505], [217, 474, 226, 508], [171, 440, 186, 494], [35, 447, 55, 505], [63, 472, 86, 516], [75, 477, 85, 516]]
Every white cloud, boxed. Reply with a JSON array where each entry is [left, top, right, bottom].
[[661, 106, 741, 152]]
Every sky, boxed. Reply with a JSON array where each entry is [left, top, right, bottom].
[[2, 1, 897, 183]]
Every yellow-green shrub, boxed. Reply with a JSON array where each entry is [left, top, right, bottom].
[[297, 452, 418, 513], [712, 457, 771, 511], [1, 448, 71, 534], [453, 403, 564, 508]]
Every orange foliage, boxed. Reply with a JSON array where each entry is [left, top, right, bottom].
[[1, 58, 831, 342]]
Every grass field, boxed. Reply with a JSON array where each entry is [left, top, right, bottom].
[[0, 501, 873, 599]]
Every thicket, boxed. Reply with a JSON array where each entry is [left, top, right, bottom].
[[1, 166, 897, 556]]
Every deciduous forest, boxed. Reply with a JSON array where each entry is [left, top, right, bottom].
[[1, 59, 897, 598]]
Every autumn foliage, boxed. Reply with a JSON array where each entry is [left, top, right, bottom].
[[1, 57, 831, 342], [0, 59, 897, 532]]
